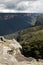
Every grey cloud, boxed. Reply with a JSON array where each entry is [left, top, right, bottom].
[[5, 0, 37, 10], [5, 3, 16, 9], [0, 0, 43, 13]]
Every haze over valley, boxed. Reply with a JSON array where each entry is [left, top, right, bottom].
[[0, 13, 42, 36]]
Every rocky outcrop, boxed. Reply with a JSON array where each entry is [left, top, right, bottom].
[[0, 36, 43, 65]]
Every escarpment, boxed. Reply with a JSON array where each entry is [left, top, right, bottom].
[[0, 36, 43, 65]]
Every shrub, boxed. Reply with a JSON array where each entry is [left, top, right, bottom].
[[21, 40, 43, 60]]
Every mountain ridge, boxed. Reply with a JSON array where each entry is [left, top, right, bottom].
[[0, 13, 43, 35]]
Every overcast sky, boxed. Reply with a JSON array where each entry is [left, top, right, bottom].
[[0, 0, 43, 13]]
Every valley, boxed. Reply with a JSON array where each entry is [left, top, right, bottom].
[[0, 13, 43, 65]]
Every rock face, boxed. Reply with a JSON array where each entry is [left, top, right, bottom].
[[0, 36, 43, 65]]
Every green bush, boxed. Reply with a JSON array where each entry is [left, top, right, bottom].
[[21, 40, 43, 60]]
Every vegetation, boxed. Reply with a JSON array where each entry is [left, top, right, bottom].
[[4, 25, 43, 60], [4, 15, 43, 60], [21, 36, 43, 60]]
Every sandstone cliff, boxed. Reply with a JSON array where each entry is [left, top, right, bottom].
[[0, 36, 43, 65]]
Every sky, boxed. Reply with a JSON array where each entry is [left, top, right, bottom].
[[0, 0, 43, 13]]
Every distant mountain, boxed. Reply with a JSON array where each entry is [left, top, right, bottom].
[[35, 14, 43, 25], [0, 13, 43, 36]]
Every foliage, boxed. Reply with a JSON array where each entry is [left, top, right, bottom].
[[21, 39, 43, 60], [4, 25, 43, 60]]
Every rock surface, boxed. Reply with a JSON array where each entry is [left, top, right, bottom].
[[0, 36, 43, 65]]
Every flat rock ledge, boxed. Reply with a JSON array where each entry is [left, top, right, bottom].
[[0, 36, 43, 65]]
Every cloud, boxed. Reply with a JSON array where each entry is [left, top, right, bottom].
[[0, 0, 43, 13], [0, 4, 6, 9]]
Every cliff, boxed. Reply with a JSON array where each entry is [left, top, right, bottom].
[[0, 37, 43, 65]]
